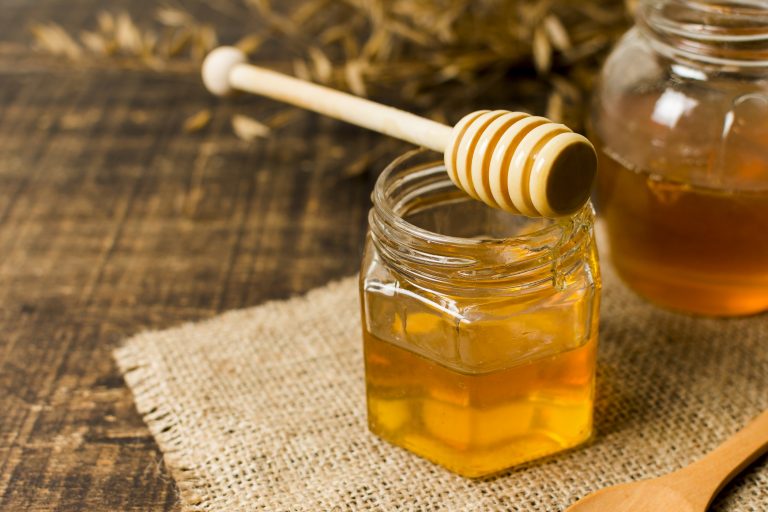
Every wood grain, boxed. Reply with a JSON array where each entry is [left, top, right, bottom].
[[0, 4, 405, 506], [0, 2, 763, 511]]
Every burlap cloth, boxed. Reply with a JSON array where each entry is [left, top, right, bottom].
[[114, 236, 768, 511]]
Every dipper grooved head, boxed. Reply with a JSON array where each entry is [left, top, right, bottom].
[[445, 110, 597, 217]]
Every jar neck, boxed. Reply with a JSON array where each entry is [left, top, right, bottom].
[[638, 0, 768, 71], [369, 149, 596, 294]]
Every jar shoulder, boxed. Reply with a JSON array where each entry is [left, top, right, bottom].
[[360, 236, 600, 374], [592, 29, 768, 188]]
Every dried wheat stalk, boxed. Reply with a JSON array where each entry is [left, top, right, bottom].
[[31, 1, 630, 170]]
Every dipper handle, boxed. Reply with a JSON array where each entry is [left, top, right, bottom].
[[203, 46, 451, 152], [202, 46, 597, 218]]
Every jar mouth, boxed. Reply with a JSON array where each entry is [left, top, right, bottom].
[[369, 148, 595, 289], [372, 148, 589, 247], [638, 0, 768, 68]]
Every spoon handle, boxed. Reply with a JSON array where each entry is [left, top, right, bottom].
[[676, 409, 768, 505]]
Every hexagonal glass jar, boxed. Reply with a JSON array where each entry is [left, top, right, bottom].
[[359, 149, 601, 477]]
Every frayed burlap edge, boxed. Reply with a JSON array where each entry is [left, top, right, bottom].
[[114, 259, 768, 511], [114, 278, 359, 509]]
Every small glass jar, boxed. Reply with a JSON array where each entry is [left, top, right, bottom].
[[359, 149, 601, 477], [591, 0, 768, 315]]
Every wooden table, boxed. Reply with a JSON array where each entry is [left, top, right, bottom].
[[2, 2, 767, 511], [0, 1, 418, 509], [0, 0, 580, 508]]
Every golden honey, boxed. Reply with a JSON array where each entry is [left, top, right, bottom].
[[363, 330, 597, 477], [360, 149, 600, 477], [591, 0, 768, 315], [598, 153, 768, 316]]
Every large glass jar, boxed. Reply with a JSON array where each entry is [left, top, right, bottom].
[[592, 0, 768, 315], [359, 149, 601, 477]]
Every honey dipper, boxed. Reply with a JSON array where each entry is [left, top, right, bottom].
[[202, 46, 597, 218]]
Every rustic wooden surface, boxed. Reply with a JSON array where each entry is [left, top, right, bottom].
[[0, 2, 407, 510], [0, 1, 764, 511]]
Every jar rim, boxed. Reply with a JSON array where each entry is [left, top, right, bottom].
[[638, 0, 768, 68], [372, 148, 592, 248], [368, 148, 596, 290]]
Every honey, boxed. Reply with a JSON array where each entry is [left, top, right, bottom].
[[363, 330, 596, 477], [360, 150, 600, 477], [598, 152, 768, 316], [591, 0, 768, 316]]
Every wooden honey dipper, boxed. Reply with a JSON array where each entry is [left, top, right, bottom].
[[202, 46, 597, 218]]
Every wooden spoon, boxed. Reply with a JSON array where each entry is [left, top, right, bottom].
[[565, 409, 768, 512]]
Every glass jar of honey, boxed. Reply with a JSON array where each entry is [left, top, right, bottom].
[[592, 0, 768, 315], [359, 149, 601, 477]]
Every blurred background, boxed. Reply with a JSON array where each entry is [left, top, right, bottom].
[[0, 1, 629, 509]]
